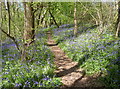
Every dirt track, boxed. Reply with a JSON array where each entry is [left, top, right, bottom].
[[47, 32, 105, 89]]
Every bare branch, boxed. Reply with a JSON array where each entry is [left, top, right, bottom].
[[0, 27, 20, 52]]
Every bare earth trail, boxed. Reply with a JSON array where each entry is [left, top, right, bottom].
[[47, 32, 105, 89]]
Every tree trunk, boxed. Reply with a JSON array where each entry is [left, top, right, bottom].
[[116, 1, 120, 37], [48, 2, 59, 28], [99, 2, 104, 34], [6, 1, 10, 35], [22, 2, 35, 61], [81, 2, 98, 25], [49, 9, 59, 28], [116, 22, 120, 37], [36, 7, 43, 27], [41, 9, 47, 25], [23, 2, 34, 45], [74, 2, 77, 36], [0, 2, 2, 42], [116, 1, 120, 27]]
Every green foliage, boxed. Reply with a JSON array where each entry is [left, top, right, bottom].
[[1, 2, 119, 88], [1, 42, 62, 88], [1, 2, 24, 42], [2, 60, 61, 88], [53, 24, 120, 88], [100, 64, 120, 88], [1, 30, 62, 88], [43, 26, 57, 32]]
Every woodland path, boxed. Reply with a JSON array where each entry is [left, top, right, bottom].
[[47, 31, 105, 89]]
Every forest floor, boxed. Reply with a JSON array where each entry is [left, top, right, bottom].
[[47, 31, 105, 89]]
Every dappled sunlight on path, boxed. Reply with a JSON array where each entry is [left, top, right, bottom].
[[47, 31, 105, 88]]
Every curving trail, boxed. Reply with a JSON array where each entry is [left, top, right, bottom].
[[47, 31, 105, 88]]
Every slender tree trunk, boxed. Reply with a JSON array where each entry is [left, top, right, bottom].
[[74, 2, 77, 36], [99, 2, 104, 34], [0, 4, 2, 71], [41, 9, 47, 25], [49, 10, 59, 28], [81, 2, 98, 25], [116, 22, 120, 37], [116, 1, 120, 37], [6, 1, 10, 35], [0, 2, 2, 44], [116, 1, 120, 27], [11, 2, 16, 37], [36, 7, 43, 27], [48, 2, 59, 28]]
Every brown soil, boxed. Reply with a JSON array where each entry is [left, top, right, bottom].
[[47, 32, 105, 89]]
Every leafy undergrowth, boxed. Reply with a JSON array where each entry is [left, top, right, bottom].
[[53, 24, 120, 88], [1, 29, 62, 88]]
